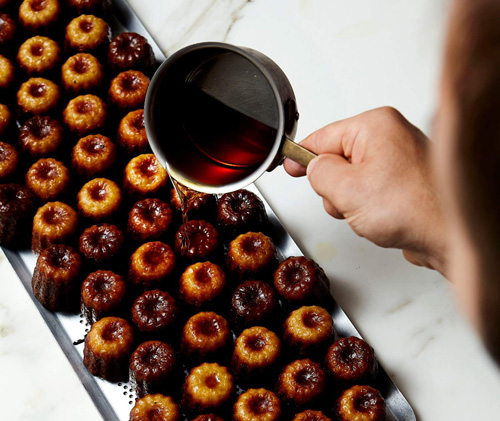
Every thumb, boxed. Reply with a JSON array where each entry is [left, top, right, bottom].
[[307, 153, 352, 203]]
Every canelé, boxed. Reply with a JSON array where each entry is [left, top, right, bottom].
[[127, 198, 172, 243], [232, 388, 281, 421], [131, 289, 178, 335], [174, 220, 220, 262], [178, 262, 225, 308], [335, 385, 386, 421], [26, 158, 70, 202]]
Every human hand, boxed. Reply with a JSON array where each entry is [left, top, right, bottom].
[[284, 107, 447, 274]]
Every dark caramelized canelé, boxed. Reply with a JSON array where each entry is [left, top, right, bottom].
[[131, 289, 178, 335], [336, 385, 386, 421], [182, 362, 234, 414], [83, 316, 134, 382], [231, 326, 281, 379], [130, 394, 180, 421], [179, 262, 225, 308], [233, 388, 281, 421], [32, 201, 78, 254], [17, 36, 61, 77], [130, 340, 177, 398], [61, 53, 104, 94], [0, 14, 16, 50], [63, 94, 107, 136], [26, 158, 70, 202], [128, 242, 176, 290], [276, 359, 326, 407], [17, 77, 60, 117], [32, 244, 81, 311], [217, 189, 269, 238], [107, 32, 154, 74], [19, 115, 63, 160], [81, 270, 126, 324], [181, 312, 230, 363], [123, 154, 168, 198], [117, 109, 148, 155], [0, 184, 36, 247], [293, 410, 332, 421], [71, 134, 116, 179], [274, 256, 331, 309], [18, 0, 60, 33], [175, 220, 220, 262], [77, 177, 122, 221], [283, 305, 335, 356], [65, 14, 111, 54], [192, 415, 223, 421], [170, 185, 217, 222], [226, 231, 278, 281], [65, 0, 111, 16], [0, 141, 19, 182], [230, 280, 278, 331], [127, 198, 172, 243], [79, 223, 124, 265], [108, 70, 149, 112], [325, 336, 378, 386]]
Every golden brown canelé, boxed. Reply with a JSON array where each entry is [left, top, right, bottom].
[[233, 388, 281, 421], [0, 184, 36, 247], [293, 410, 332, 421], [336, 385, 386, 421], [128, 241, 176, 290], [127, 198, 172, 243], [325, 336, 378, 386], [170, 185, 217, 222], [283, 305, 335, 356], [17, 36, 60, 76], [276, 359, 326, 407], [117, 109, 148, 155], [217, 189, 269, 238], [123, 154, 168, 198], [71, 134, 116, 179], [130, 340, 177, 398], [61, 53, 104, 94], [32, 244, 81, 311], [0, 104, 12, 135], [18, 0, 60, 33], [83, 316, 134, 382], [181, 312, 230, 363], [130, 394, 180, 421], [231, 326, 281, 380], [17, 77, 60, 117], [274, 256, 331, 309], [81, 270, 126, 324], [179, 262, 226, 308], [108, 70, 149, 112], [230, 280, 278, 331], [192, 415, 223, 421], [65, 14, 111, 55], [0, 141, 19, 182], [174, 220, 220, 262], [63, 94, 107, 136], [182, 362, 234, 414], [0, 55, 14, 90], [32, 201, 78, 254], [77, 177, 122, 221], [226, 231, 278, 281], [131, 289, 178, 335], [107, 32, 154, 74], [0, 14, 17, 50], [79, 223, 124, 264], [19, 115, 63, 159], [26, 158, 70, 201], [65, 0, 111, 16]]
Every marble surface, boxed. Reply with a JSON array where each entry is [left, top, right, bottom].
[[2, 0, 500, 420]]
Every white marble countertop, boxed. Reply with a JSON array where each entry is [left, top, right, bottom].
[[2, 0, 500, 420]]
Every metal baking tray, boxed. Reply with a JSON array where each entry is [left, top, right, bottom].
[[2, 1, 416, 420]]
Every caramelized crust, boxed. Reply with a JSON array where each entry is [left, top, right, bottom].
[[0, 104, 12, 135], [131, 289, 178, 334], [66, 0, 111, 16], [18, 0, 60, 32], [276, 359, 326, 407], [0, 55, 14, 89], [127, 198, 172, 242], [128, 241, 176, 289], [17, 77, 60, 116], [61, 53, 104, 94], [26, 158, 70, 201], [17, 36, 60, 76], [170, 186, 216, 221], [81, 270, 126, 324], [182, 363, 234, 414], [19, 115, 63, 159], [117, 109, 148, 155], [32, 201, 78, 254], [179, 262, 225, 308], [65, 14, 110, 54], [293, 410, 331, 421], [0, 141, 18, 182], [83, 316, 134, 381], [130, 340, 177, 398], [71, 134, 116, 178], [32, 244, 81, 311], [175, 220, 220, 262], [77, 177, 122, 221], [63, 94, 107, 136], [181, 312, 230, 362], [79, 223, 124, 264], [108, 70, 149, 111], [325, 337, 378, 385], [108, 32, 154, 74], [123, 154, 168, 198], [0, 14, 16, 49], [130, 394, 180, 421], [233, 388, 281, 421], [336, 385, 386, 421], [192, 415, 223, 421], [227, 232, 277, 281]]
